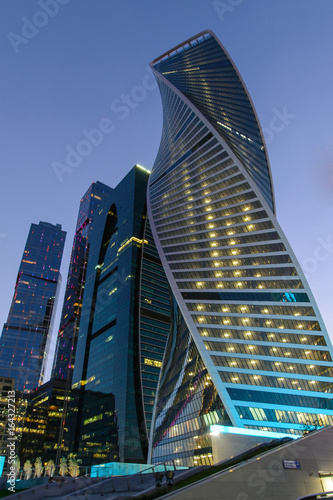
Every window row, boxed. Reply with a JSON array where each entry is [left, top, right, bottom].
[[237, 406, 333, 427], [179, 278, 303, 291], [206, 341, 329, 361], [190, 303, 315, 318], [228, 387, 333, 410], [165, 229, 280, 253], [166, 243, 286, 261], [198, 327, 325, 346], [176, 265, 297, 280], [193, 314, 319, 331], [211, 355, 333, 378], [219, 370, 333, 394], [169, 253, 292, 270]]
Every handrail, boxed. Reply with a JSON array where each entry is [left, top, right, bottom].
[[63, 459, 180, 497], [124, 458, 177, 478]]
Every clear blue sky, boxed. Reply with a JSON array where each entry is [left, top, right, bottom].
[[1, 1, 333, 374]]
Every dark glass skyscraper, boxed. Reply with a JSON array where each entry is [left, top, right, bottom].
[[53, 181, 113, 382], [51, 181, 112, 463], [0, 222, 66, 393], [147, 31, 333, 467], [19, 378, 68, 464], [66, 165, 171, 465]]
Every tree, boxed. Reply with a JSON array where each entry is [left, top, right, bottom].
[[68, 453, 81, 478], [59, 457, 68, 477], [45, 460, 55, 477], [14, 456, 20, 479], [34, 457, 43, 478], [23, 460, 32, 480]]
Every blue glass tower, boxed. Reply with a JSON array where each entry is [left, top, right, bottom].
[[0, 222, 66, 393], [66, 165, 171, 465], [147, 31, 333, 467], [52, 181, 113, 382]]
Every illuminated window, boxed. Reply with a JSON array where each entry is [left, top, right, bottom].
[[144, 358, 162, 368]]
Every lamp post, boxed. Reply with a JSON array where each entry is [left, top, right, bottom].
[[153, 471, 164, 487], [165, 470, 175, 486]]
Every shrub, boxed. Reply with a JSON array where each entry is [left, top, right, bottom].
[[23, 460, 32, 480], [68, 454, 81, 478], [34, 457, 43, 478], [59, 457, 68, 477], [45, 459, 55, 477]]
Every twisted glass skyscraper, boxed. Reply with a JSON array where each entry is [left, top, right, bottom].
[[147, 31, 333, 466]]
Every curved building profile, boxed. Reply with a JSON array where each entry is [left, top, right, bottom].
[[147, 31, 333, 467]]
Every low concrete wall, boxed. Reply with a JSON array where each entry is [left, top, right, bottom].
[[8, 477, 50, 490], [211, 432, 273, 464], [4, 475, 103, 500], [160, 426, 333, 500]]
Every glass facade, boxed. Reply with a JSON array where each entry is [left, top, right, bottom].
[[19, 378, 67, 464], [150, 298, 231, 466], [0, 222, 66, 392], [66, 166, 171, 465], [147, 31, 333, 467], [53, 181, 112, 383], [139, 218, 171, 434]]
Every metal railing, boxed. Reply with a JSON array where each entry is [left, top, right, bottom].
[[58, 459, 182, 497]]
